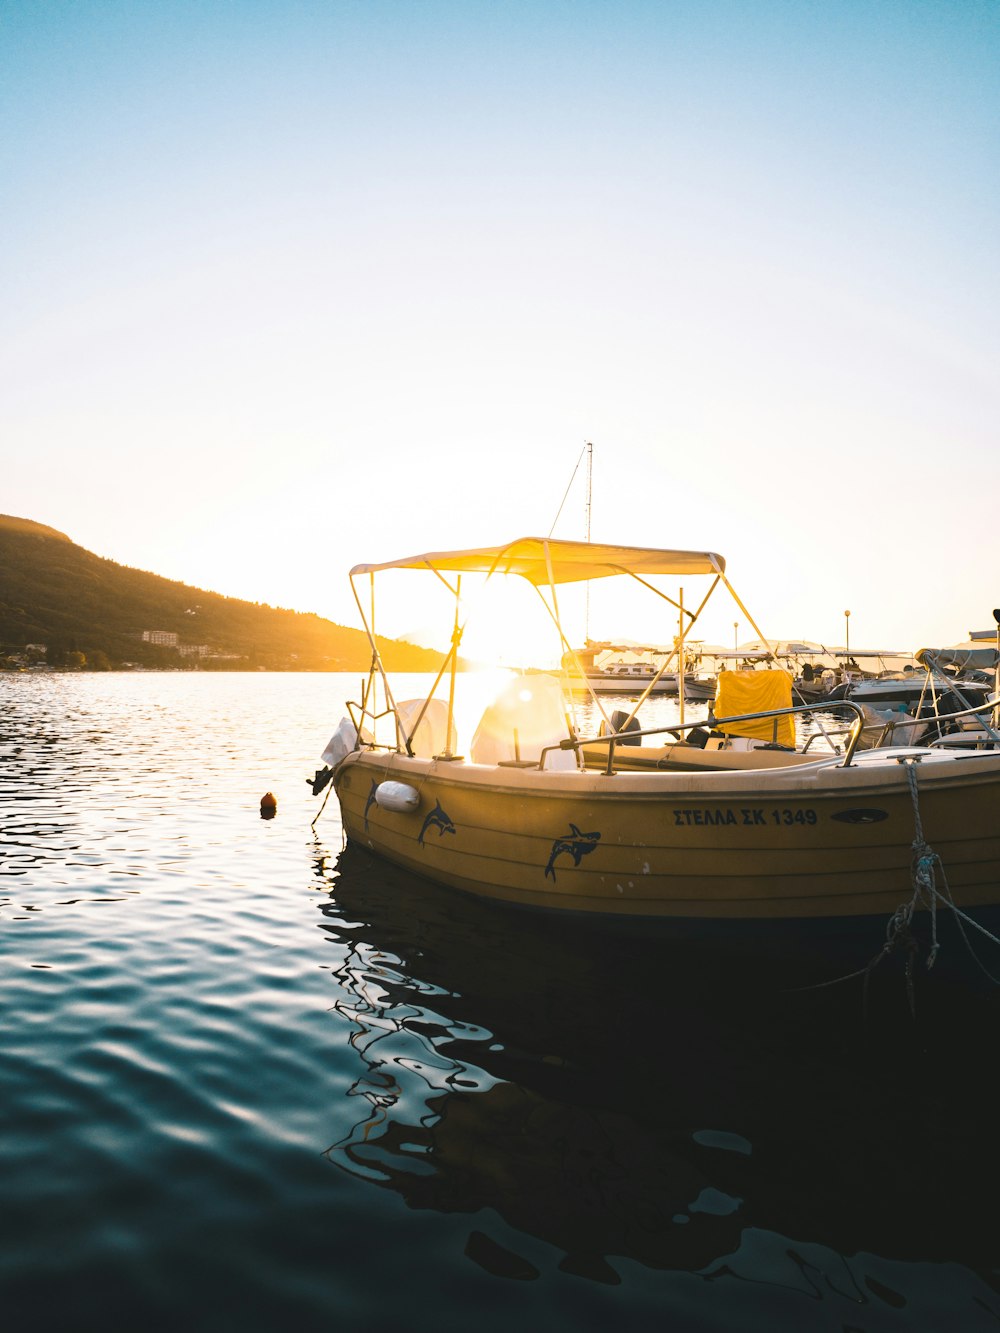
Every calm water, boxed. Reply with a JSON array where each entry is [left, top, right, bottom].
[[2, 672, 999, 1332]]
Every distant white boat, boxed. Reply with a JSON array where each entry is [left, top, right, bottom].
[[570, 658, 676, 695], [563, 643, 716, 698]]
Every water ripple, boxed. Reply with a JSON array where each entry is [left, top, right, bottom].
[[2, 673, 999, 1330]]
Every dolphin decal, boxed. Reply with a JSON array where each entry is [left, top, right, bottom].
[[545, 823, 601, 880], [418, 801, 456, 846], [363, 779, 379, 831]]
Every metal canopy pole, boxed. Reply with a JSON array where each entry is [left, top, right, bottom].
[[678, 587, 685, 730], [444, 575, 461, 758]]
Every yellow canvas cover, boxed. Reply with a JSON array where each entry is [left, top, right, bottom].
[[351, 536, 724, 584], [714, 669, 795, 747]]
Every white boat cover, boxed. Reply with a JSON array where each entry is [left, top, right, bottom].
[[470, 674, 578, 769], [351, 537, 724, 585], [396, 698, 457, 757], [321, 717, 373, 767]]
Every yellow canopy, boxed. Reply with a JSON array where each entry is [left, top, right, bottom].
[[351, 537, 725, 586]]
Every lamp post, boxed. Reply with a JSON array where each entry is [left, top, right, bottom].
[[844, 610, 851, 665], [733, 622, 739, 654]]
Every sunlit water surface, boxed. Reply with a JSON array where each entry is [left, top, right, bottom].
[[1, 672, 998, 1331]]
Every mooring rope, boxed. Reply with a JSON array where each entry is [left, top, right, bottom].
[[893, 759, 1000, 987], [787, 757, 1000, 1002], [894, 761, 941, 968]]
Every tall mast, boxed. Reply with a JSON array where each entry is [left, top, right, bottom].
[[547, 441, 594, 643]]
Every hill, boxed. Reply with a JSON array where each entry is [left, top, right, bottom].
[[0, 515, 447, 672]]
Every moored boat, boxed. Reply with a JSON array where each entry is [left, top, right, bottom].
[[565, 651, 677, 696], [562, 642, 716, 698], [313, 537, 1000, 943]]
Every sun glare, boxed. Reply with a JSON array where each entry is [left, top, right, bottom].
[[458, 580, 562, 670], [372, 566, 565, 672]]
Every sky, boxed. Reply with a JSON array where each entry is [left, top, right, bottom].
[[2, 0, 998, 660]]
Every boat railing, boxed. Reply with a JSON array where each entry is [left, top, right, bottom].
[[542, 700, 871, 774], [878, 694, 1000, 748]]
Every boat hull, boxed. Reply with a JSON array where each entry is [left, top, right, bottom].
[[333, 749, 1000, 921]]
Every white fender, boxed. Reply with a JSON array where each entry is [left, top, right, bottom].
[[374, 781, 421, 813]]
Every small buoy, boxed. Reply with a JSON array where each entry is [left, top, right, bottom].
[[260, 791, 278, 820]]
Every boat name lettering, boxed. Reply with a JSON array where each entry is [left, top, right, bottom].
[[673, 807, 818, 827]]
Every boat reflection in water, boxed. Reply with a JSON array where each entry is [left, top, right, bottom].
[[313, 844, 999, 1316]]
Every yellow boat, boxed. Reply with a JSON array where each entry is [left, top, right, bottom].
[[318, 537, 1000, 930]]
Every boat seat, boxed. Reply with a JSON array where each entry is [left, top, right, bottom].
[[581, 741, 821, 772], [470, 674, 579, 770]]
